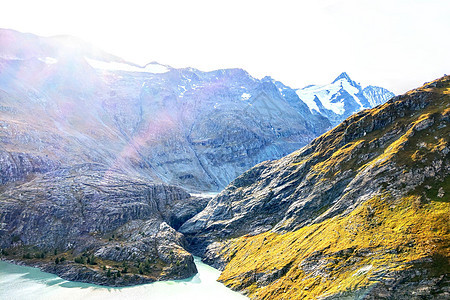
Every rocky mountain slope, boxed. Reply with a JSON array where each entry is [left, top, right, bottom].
[[180, 76, 450, 299], [0, 163, 209, 286], [0, 29, 393, 191], [297, 72, 395, 125]]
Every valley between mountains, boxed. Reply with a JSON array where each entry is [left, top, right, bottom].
[[0, 29, 448, 299]]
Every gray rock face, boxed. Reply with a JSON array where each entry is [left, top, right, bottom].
[[0, 163, 208, 285], [0, 150, 59, 185]]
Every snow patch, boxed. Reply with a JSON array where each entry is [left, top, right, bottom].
[[296, 90, 320, 112], [296, 83, 345, 115], [143, 63, 170, 73], [363, 86, 394, 107], [86, 58, 169, 73], [241, 93, 251, 100], [38, 57, 58, 64], [353, 265, 373, 277], [178, 85, 187, 97], [0, 55, 24, 60]]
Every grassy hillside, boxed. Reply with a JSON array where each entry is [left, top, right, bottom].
[[219, 192, 448, 299]]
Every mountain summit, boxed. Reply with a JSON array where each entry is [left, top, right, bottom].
[[332, 71, 355, 85], [297, 72, 395, 125]]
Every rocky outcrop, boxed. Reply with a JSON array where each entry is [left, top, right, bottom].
[[4, 258, 160, 286], [181, 76, 450, 299], [321, 259, 449, 300], [0, 150, 59, 185], [0, 163, 208, 286]]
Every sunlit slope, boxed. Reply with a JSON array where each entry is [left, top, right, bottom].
[[219, 192, 448, 299], [197, 76, 449, 299]]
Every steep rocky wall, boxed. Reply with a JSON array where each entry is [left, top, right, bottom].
[[0, 163, 209, 286]]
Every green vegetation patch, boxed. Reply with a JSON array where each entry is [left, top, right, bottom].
[[218, 192, 450, 299]]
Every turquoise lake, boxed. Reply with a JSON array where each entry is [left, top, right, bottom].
[[0, 257, 248, 300]]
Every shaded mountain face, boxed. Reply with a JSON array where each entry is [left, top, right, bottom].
[[180, 76, 449, 299], [296, 72, 395, 125], [0, 29, 393, 192]]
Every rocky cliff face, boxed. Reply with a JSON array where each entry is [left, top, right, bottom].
[[0, 163, 209, 286], [180, 76, 450, 299]]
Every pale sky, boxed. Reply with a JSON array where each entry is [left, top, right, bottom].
[[1, 0, 449, 94]]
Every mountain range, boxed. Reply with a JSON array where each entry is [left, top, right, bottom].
[[1, 28, 447, 299], [0, 28, 393, 191]]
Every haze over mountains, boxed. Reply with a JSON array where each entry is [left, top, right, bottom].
[[0, 29, 394, 191]]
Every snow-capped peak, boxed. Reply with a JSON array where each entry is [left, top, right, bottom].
[[332, 72, 361, 89], [296, 72, 362, 115], [332, 72, 352, 84], [296, 72, 395, 124]]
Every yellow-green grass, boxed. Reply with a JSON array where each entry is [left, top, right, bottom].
[[219, 191, 449, 299]]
